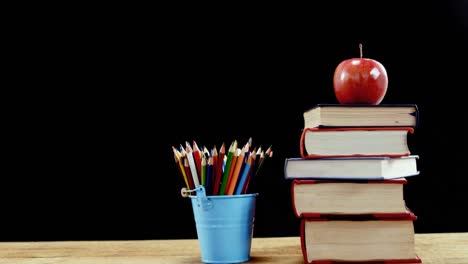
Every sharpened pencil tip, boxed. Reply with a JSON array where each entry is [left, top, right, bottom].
[[266, 145, 273, 155]]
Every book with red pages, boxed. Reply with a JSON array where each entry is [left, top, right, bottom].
[[303, 103, 419, 128], [300, 127, 414, 159], [300, 212, 421, 263], [291, 178, 409, 218]]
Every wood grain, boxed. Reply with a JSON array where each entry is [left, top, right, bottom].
[[0, 233, 466, 263]]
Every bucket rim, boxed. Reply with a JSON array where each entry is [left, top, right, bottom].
[[188, 193, 258, 199]]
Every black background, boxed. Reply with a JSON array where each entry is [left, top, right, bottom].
[[4, 1, 467, 241]]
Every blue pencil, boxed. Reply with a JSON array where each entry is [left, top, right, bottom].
[[234, 154, 252, 195]]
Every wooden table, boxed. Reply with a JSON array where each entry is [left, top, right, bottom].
[[0, 233, 466, 263]]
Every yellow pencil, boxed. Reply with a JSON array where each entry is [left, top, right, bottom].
[[172, 146, 189, 189]]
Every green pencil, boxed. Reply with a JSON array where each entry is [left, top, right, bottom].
[[255, 145, 272, 177], [201, 156, 207, 186], [219, 140, 237, 195]]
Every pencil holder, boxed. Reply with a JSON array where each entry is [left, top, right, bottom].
[[189, 186, 258, 264]]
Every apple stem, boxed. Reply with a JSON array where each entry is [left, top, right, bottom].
[[359, 43, 363, 59]]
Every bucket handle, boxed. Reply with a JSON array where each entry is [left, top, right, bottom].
[[180, 186, 213, 210]]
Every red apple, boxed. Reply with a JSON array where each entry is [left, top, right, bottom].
[[333, 44, 388, 104]]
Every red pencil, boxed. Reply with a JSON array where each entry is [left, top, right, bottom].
[[192, 140, 203, 178], [184, 158, 195, 190], [211, 146, 218, 194], [213, 142, 225, 195]]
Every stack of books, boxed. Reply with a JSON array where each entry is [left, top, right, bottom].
[[284, 104, 422, 263]]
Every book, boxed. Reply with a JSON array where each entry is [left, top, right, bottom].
[[300, 127, 414, 159], [300, 212, 421, 263], [284, 155, 419, 180], [303, 103, 419, 128], [291, 179, 409, 218]]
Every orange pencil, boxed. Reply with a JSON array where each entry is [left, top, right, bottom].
[[226, 144, 248, 195], [225, 148, 238, 191], [224, 141, 239, 194]]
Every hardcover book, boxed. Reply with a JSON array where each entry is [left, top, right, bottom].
[[284, 155, 419, 180], [300, 212, 421, 264], [291, 179, 409, 218], [303, 103, 419, 128], [300, 127, 414, 159]]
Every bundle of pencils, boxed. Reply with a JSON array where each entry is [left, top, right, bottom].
[[172, 138, 273, 196]]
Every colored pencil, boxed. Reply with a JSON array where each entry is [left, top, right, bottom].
[[219, 140, 236, 195], [213, 143, 225, 195], [211, 146, 218, 194], [234, 153, 252, 195], [201, 155, 207, 186], [255, 150, 266, 177], [172, 139, 271, 196], [172, 146, 189, 189], [247, 137, 253, 148], [256, 145, 271, 177], [206, 156, 213, 195], [225, 147, 240, 194], [185, 142, 200, 187], [192, 141, 202, 180], [183, 158, 195, 190], [242, 148, 257, 194], [226, 144, 248, 195], [203, 146, 210, 159]]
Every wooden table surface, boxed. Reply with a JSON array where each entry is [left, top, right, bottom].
[[0, 233, 466, 263]]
